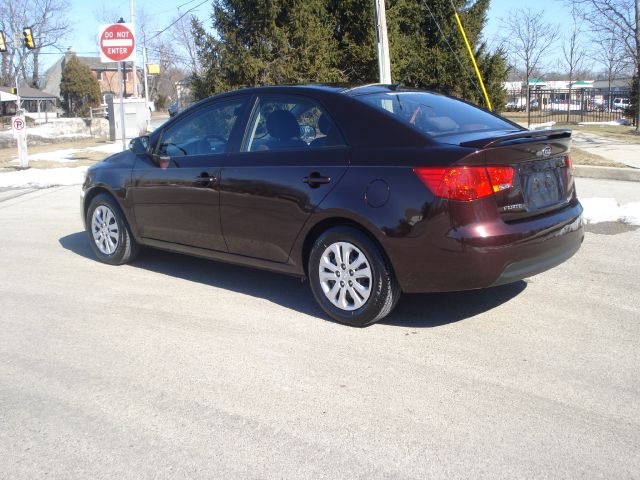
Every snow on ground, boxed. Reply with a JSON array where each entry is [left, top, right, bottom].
[[86, 143, 124, 154], [27, 148, 82, 163], [0, 167, 88, 189], [581, 198, 640, 226], [9, 142, 123, 164]]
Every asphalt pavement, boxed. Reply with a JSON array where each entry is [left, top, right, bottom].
[[0, 178, 638, 479]]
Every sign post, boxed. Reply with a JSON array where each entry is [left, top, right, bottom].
[[12, 115, 28, 168], [99, 22, 136, 151]]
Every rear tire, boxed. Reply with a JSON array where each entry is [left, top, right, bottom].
[[86, 193, 140, 265], [308, 226, 400, 327]]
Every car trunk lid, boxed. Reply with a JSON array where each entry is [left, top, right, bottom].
[[452, 129, 574, 221]]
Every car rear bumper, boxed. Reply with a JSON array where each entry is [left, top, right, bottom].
[[390, 201, 584, 293]]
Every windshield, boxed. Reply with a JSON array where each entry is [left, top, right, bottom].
[[354, 91, 519, 139]]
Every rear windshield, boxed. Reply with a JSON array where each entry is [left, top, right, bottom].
[[354, 91, 518, 139]]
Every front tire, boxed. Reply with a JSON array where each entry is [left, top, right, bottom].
[[308, 226, 400, 327], [86, 193, 139, 265]]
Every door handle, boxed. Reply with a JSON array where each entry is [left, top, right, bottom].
[[194, 172, 217, 187], [303, 172, 331, 188]]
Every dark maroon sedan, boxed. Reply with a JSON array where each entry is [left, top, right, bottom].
[[81, 85, 583, 326]]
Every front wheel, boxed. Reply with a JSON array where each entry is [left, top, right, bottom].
[[86, 193, 140, 265], [308, 226, 400, 327]]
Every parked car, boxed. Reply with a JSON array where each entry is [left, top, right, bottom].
[[504, 98, 538, 111], [168, 102, 179, 117], [81, 85, 584, 326], [612, 98, 630, 112]]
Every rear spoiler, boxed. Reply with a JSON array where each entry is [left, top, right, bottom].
[[460, 129, 572, 149]]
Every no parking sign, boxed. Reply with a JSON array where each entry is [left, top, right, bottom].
[[12, 115, 25, 136], [12, 114, 28, 167]]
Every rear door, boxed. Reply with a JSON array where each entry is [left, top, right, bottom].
[[130, 97, 248, 251], [220, 94, 349, 263]]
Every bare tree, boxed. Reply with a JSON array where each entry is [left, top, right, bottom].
[[169, 14, 200, 75], [1, 0, 30, 87], [569, 0, 639, 130], [562, 8, 589, 122], [501, 8, 560, 127], [0, 0, 71, 88], [30, 0, 72, 87], [590, 30, 630, 110]]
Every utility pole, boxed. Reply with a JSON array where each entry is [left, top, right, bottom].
[[130, 0, 138, 97], [374, 0, 392, 84], [143, 34, 150, 131], [117, 18, 127, 151]]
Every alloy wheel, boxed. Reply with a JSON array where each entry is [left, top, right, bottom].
[[91, 205, 119, 255], [318, 241, 372, 311]]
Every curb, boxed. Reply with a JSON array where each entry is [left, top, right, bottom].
[[574, 165, 640, 182]]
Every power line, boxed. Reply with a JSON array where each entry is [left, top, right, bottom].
[[423, 1, 483, 98], [146, 0, 208, 42]]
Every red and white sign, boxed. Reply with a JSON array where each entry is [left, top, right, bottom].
[[99, 23, 136, 63], [12, 115, 25, 132]]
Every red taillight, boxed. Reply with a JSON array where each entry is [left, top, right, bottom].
[[414, 166, 514, 202], [565, 155, 573, 173]]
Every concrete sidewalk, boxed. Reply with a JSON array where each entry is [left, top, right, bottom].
[[572, 131, 640, 169]]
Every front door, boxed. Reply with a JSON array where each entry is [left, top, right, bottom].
[[221, 94, 349, 263], [131, 97, 248, 251]]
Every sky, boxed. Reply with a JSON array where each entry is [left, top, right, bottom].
[[39, 0, 568, 71]]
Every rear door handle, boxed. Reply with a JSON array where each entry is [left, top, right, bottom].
[[303, 172, 331, 188], [194, 172, 217, 187]]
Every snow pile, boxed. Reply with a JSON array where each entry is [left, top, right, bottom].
[[581, 197, 640, 226], [0, 167, 88, 189]]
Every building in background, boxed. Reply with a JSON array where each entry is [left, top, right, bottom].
[[41, 48, 142, 102]]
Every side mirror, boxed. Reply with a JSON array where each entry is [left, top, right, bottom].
[[129, 135, 150, 154]]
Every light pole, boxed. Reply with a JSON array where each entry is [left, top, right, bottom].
[[117, 17, 127, 151], [374, 0, 392, 84], [130, 0, 138, 97], [142, 33, 150, 131]]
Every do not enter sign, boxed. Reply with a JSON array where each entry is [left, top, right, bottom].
[[99, 23, 136, 63]]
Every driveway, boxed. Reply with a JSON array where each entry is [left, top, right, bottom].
[[0, 179, 638, 479]]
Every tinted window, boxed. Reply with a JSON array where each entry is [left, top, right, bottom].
[[354, 92, 518, 139], [158, 99, 245, 157], [243, 95, 344, 152]]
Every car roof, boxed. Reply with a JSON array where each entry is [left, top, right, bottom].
[[195, 83, 419, 101]]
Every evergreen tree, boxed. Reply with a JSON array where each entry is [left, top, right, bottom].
[[630, 76, 638, 127], [386, 0, 506, 109], [59, 55, 101, 117], [192, 0, 507, 111], [193, 0, 343, 98], [327, 0, 378, 83]]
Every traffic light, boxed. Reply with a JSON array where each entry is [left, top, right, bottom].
[[23, 27, 35, 50], [0, 31, 6, 53], [10, 87, 17, 94]]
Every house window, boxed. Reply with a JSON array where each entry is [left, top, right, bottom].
[[95, 70, 102, 80]]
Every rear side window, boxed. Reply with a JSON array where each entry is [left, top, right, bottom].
[[243, 95, 345, 152], [354, 92, 517, 139]]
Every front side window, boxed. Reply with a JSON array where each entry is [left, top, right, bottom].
[[354, 91, 519, 139], [243, 95, 344, 152], [158, 99, 246, 157]]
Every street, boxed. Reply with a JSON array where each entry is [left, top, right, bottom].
[[0, 177, 638, 479]]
